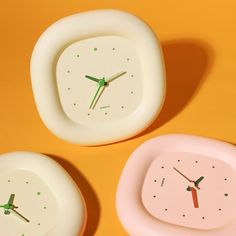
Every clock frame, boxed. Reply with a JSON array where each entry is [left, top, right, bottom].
[[116, 134, 236, 236], [0, 152, 86, 236], [30, 9, 165, 146]]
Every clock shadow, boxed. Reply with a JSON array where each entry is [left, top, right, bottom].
[[46, 154, 100, 236], [139, 39, 214, 136]]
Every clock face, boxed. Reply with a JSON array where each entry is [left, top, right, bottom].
[[0, 169, 58, 236], [56, 35, 142, 124], [142, 152, 236, 230], [0, 152, 86, 236]]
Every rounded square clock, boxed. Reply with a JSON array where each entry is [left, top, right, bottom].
[[30, 9, 165, 146], [0, 152, 86, 236], [116, 134, 236, 236]]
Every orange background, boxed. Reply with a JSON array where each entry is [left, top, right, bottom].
[[0, 1, 236, 235]]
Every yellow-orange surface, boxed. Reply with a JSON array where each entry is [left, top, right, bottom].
[[1, 1, 236, 235]]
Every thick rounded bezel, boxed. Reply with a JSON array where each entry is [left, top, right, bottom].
[[30, 10, 165, 145]]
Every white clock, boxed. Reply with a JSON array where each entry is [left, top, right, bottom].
[[30, 9, 165, 146], [0, 152, 86, 236]]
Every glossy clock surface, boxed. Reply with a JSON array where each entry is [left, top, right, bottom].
[[0, 152, 86, 236], [30, 10, 165, 145], [116, 134, 236, 236], [56, 35, 142, 124], [142, 152, 236, 230], [0, 170, 58, 236]]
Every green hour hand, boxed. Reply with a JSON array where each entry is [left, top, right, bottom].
[[85, 75, 100, 83], [195, 176, 204, 186], [8, 194, 15, 206]]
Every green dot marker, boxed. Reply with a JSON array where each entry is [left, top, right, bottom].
[[37, 192, 41, 195], [76, 54, 79, 57], [93, 47, 97, 51]]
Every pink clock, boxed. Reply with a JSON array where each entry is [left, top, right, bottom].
[[116, 134, 236, 236]]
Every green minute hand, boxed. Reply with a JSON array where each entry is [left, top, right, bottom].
[[89, 78, 106, 109]]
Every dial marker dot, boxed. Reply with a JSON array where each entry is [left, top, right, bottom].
[[93, 47, 98, 51], [76, 54, 80, 57], [153, 195, 156, 198], [112, 48, 115, 50], [182, 214, 186, 217], [224, 178, 227, 181], [224, 193, 228, 197], [67, 70, 70, 73], [202, 217, 205, 219], [8, 180, 11, 183], [37, 192, 41, 195]]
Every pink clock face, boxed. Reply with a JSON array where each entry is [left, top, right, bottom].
[[142, 152, 236, 230]]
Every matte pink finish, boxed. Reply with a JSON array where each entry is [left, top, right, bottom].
[[116, 134, 236, 236]]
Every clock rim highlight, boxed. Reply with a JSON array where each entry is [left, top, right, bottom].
[[0, 152, 87, 236], [116, 134, 236, 236], [30, 9, 165, 146]]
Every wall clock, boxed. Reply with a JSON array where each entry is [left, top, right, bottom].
[[116, 134, 236, 236], [30, 9, 165, 146], [0, 152, 86, 236]]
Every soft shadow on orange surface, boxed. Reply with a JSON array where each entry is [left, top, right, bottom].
[[47, 154, 100, 236], [141, 39, 214, 135]]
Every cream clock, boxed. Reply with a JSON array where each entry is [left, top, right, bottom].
[[0, 152, 86, 236], [116, 135, 236, 236], [30, 9, 165, 146]]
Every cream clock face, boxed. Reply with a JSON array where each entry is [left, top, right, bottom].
[[30, 10, 165, 145], [0, 170, 58, 236], [142, 152, 236, 230], [0, 152, 86, 236], [56, 35, 142, 124]]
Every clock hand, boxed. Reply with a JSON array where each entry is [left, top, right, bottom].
[[173, 167, 200, 190], [0, 194, 18, 212], [8, 194, 15, 206], [105, 71, 126, 83], [189, 187, 199, 208], [85, 75, 100, 83], [89, 78, 106, 109], [10, 208, 30, 223], [194, 176, 204, 186]]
